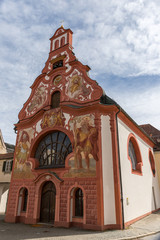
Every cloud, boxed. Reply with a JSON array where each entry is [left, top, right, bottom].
[[0, 0, 160, 143], [108, 81, 160, 130]]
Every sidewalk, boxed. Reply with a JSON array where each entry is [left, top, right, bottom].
[[0, 211, 160, 240]]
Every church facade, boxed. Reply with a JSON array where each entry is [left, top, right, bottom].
[[5, 27, 160, 230]]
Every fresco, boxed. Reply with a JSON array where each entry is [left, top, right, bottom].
[[26, 84, 48, 114], [64, 114, 98, 177], [13, 130, 34, 179], [66, 74, 91, 100], [41, 109, 65, 129], [53, 75, 62, 86]]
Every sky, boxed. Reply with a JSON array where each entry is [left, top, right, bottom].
[[0, 0, 160, 144]]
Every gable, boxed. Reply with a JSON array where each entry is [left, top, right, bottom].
[[18, 27, 103, 121]]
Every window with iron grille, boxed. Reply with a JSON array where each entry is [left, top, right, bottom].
[[35, 131, 72, 168]]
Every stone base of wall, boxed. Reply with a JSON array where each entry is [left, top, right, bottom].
[[5, 215, 17, 223]]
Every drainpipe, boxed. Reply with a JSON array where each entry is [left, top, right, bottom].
[[115, 107, 125, 229]]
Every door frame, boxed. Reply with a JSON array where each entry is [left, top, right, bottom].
[[40, 181, 56, 223], [33, 173, 62, 224]]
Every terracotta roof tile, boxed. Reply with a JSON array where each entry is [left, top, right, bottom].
[[140, 124, 160, 150]]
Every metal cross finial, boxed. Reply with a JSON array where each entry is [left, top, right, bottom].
[[60, 20, 64, 27]]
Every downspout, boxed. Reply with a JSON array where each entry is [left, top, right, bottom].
[[115, 107, 125, 229]]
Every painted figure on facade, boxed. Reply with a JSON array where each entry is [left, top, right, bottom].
[[13, 130, 34, 179], [27, 85, 48, 113], [53, 75, 62, 86], [66, 74, 91, 99], [15, 131, 30, 171], [41, 109, 65, 129], [70, 114, 98, 170]]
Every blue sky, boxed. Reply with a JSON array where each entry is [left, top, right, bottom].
[[0, 0, 160, 144]]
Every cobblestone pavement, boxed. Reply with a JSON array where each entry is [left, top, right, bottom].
[[0, 212, 160, 240]]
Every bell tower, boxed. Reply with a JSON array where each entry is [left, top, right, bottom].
[[49, 25, 73, 52]]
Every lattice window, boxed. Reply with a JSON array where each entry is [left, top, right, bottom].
[[35, 131, 72, 168]]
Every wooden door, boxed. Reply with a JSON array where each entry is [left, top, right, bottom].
[[40, 181, 56, 223]]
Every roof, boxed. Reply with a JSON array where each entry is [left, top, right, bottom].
[[100, 93, 155, 146], [0, 152, 14, 160], [5, 142, 15, 153], [140, 124, 160, 151]]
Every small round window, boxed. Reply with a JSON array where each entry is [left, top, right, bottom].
[[35, 131, 72, 168]]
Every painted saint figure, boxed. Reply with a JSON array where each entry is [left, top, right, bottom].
[[66, 74, 90, 99], [15, 131, 30, 171], [72, 116, 98, 170]]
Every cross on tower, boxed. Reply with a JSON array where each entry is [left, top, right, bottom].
[[60, 20, 64, 27]]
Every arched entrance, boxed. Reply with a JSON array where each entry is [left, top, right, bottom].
[[40, 181, 56, 223]]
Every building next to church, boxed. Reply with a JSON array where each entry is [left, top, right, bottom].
[[5, 26, 160, 230], [0, 130, 14, 213], [140, 124, 160, 188]]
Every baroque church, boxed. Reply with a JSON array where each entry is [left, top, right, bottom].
[[5, 26, 160, 230]]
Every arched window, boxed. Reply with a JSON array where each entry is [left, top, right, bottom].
[[149, 150, 155, 177], [35, 131, 72, 168], [61, 37, 65, 46], [129, 140, 137, 170], [55, 40, 59, 49], [51, 91, 60, 109], [75, 188, 83, 217], [22, 188, 28, 212], [128, 134, 143, 175], [18, 188, 28, 215]]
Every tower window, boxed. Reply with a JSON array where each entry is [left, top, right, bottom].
[[55, 40, 59, 49], [61, 37, 65, 46], [51, 91, 60, 109], [53, 60, 63, 70]]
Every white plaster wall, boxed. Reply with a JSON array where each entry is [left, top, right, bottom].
[[101, 115, 116, 225], [118, 118, 160, 224], [64, 113, 70, 129], [0, 189, 9, 213]]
